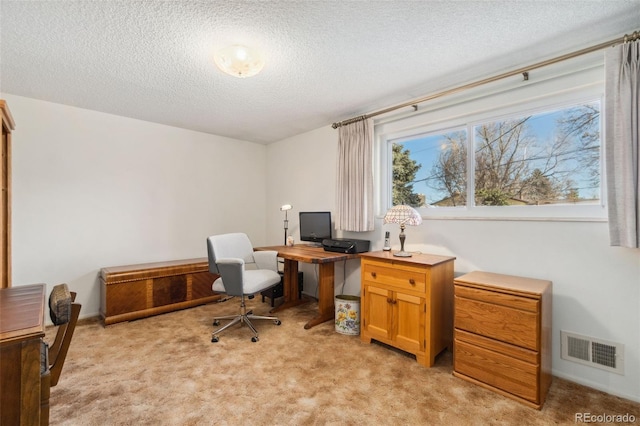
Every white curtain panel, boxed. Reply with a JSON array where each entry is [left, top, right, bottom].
[[336, 118, 374, 232], [605, 39, 640, 248]]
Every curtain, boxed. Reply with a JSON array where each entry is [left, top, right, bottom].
[[335, 118, 374, 232], [605, 39, 640, 248]]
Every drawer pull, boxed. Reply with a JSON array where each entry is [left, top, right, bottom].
[[409, 279, 415, 285], [371, 272, 377, 278]]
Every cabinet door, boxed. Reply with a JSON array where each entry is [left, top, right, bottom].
[[394, 292, 425, 353], [363, 284, 392, 340]]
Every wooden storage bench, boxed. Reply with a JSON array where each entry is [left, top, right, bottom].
[[100, 258, 220, 325]]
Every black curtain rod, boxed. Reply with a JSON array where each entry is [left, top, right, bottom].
[[332, 30, 640, 129]]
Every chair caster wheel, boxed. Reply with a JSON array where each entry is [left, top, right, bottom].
[[274, 320, 282, 325], [212, 336, 219, 343], [251, 336, 259, 342], [213, 320, 220, 326]]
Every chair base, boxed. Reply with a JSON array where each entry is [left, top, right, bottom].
[[212, 299, 281, 342]]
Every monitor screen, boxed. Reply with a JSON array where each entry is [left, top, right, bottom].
[[299, 211, 332, 244]]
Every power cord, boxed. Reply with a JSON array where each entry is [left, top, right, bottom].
[[338, 259, 346, 295]]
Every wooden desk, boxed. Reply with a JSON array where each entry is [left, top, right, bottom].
[[255, 245, 359, 329], [0, 283, 46, 425]]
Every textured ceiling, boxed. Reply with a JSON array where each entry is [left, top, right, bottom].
[[1, 1, 639, 144]]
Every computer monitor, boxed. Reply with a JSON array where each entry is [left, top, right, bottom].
[[299, 211, 332, 245]]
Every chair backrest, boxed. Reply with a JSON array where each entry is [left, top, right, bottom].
[[207, 233, 256, 274], [47, 284, 81, 387]]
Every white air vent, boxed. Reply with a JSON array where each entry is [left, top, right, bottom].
[[561, 331, 624, 375]]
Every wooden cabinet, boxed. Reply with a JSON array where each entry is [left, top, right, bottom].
[[1, 284, 46, 425], [453, 271, 552, 409], [100, 258, 220, 325], [1, 100, 15, 289], [360, 251, 455, 367]]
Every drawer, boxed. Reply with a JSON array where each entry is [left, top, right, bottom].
[[362, 261, 426, 293], [454, 295, 539, 350], [455, 284, 539, 312], [454, 339, 539, 404], [455, 329, 538, 365]]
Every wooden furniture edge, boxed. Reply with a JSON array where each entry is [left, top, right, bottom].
[[454, 271, 551, 297], [0, 284, 46, 341], [1, 100, 16, 130], [100, 257, 210, 283], [453, 371, 544, 410], [102, 295, 221, 325]]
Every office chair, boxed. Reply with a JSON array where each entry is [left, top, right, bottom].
[[41, 283, 82, 424], [207, 233, 282, 342]]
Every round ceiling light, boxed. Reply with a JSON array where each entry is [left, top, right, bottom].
[[213, 45, 265, 78]]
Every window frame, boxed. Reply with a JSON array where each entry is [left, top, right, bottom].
[[375, 55, 607, 222]]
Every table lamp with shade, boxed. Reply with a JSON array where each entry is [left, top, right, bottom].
[[383, 205, 422, 257]]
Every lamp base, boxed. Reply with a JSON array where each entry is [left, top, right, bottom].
[[393, 251, 412, 257]]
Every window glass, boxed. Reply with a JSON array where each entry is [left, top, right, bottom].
[[392, 129, 467, 207], [388, 100, 602, 218], [473, 101, 600, 206]]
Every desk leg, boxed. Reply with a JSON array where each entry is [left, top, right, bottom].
[[270, 258, 307, 313], [304, 262, 335, 329]]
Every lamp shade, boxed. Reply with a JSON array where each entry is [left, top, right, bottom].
[[383, 205, 422, 257], [383, 205, 422, 226], [214, 45, 265, 78]]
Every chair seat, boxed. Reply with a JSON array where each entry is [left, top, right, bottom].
[[212, 269, 281, 295]]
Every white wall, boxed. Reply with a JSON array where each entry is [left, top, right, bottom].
[[265, 126, 364, 297], [4, 92, 639, 403], [4, 94, 269, 320], [266, 124, 640, 402]]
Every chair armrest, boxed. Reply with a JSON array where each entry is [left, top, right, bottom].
[[216, 258, 245, 296], [253, 250, 278, 272]]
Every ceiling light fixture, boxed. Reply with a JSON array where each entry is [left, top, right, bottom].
[[213, 45, 265, 78]]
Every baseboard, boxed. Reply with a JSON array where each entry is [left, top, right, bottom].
[[552, 370, 640, 403]]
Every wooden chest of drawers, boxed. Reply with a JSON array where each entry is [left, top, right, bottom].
[[100, 258, 220, 325], [453, 271, 552, 409], [360, 251, 455, 367]]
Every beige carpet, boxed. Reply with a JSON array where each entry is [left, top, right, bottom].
[[47, 297, 639, 425]]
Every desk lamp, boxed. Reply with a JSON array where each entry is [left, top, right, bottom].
[[280, 204, 292, 245], [383, 205, 422, 257]]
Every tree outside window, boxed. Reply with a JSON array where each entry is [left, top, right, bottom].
[[391, 101, 601, 209]]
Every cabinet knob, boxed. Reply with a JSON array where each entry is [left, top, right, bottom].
[[371, 272, 377, 278], [409, 279, 415, 285], [387, 298, 393, 304]]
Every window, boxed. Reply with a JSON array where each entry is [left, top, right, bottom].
[[378, 57, 607, 220], [392, 101, 601, 207]]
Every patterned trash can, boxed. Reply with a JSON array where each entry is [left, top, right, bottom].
[[335, 295, 361, 335]]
